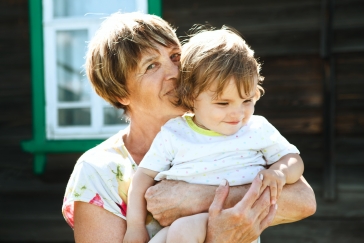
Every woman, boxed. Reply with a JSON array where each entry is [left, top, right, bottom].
[[62, 12, 316, 243]]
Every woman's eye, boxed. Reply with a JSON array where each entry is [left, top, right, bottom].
[[146, 63, 156, 71], [244, 99, 252, 103], [171, 53, 181, 62]]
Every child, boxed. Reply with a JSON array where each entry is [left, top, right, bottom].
[[123, 27, 304, 243]]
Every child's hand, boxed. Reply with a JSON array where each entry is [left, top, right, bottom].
[[123, 225, 150, 243], [258, 169, 286, 205]]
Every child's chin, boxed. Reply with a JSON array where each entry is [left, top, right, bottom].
[[222, 130, 240, 136]]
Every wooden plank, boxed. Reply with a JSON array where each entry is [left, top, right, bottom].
[[164, 0, 322, 56], [165, 0, 321, 30], [262, 218, 364, 243], [320, 0, 336, 201], [258, 115, 322, 134], [0, 190, 74, 242], [332, 0, 364, 52], [335, 53, 364, 135]]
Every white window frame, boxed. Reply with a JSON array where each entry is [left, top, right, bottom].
[[43, 0, 147, 139]]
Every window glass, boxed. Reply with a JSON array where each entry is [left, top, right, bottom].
[[53, 0, 136, 18], [103, 107, 127, 125], [56, 30, 90, 102], [58, 108, 91, 126]]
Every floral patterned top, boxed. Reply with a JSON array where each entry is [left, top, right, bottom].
[[62, 129, 162, 237]]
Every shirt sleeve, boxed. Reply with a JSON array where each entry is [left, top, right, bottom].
[[61, 133, 163, 237], [62, 149, 133, 228], [258, 117, 300, 165], [139, 128, 175, 172]]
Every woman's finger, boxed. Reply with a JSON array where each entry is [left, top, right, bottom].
[[209, 179, 230, 217], [236, 175, 264, 210], [276, 181, 283, 200], [256, 196, 271, 223], [260, 203, 278, 231], [251, 186, 271, 216]]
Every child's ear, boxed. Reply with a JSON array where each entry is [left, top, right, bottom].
[[116, 97, 130, 106]]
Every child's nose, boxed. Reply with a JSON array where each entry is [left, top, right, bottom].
[[231, 107, 244, 118]]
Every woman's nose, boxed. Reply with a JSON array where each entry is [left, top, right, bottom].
[[164, 59, 179, 80]]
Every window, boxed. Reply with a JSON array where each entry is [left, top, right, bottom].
[[22, 0, 161, 174], [43, 0, 148, 139]]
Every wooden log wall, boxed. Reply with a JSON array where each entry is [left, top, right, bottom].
[[0, 0, 34, 180]]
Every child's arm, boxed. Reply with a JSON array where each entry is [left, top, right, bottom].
[[269, 153, 304, 184], [123, 168, 158, 243], [259, 153, 304, 205]]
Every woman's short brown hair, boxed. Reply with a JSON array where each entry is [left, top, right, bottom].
[[85, 12, 180, 113], [176, 27, 264, 111]]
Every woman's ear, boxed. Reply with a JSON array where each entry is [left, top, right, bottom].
[[116, 97, 130, 106]]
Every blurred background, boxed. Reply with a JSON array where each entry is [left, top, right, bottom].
[[1, 0, 363, 242]]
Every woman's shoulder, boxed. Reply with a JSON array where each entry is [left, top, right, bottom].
[[75, 128, 136, 173], [164, 116, 186, 125], [161, 115, 189, 130]]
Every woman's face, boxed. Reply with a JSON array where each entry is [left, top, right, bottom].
[[124, 44, 186, 122]]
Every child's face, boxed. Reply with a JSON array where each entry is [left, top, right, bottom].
[[193, 78, 256, 136]]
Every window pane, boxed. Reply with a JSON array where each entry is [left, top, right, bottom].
[[58, 108, 91, 126], [53, 0, 137, 18], [103, 107, 128, 125], [56, 30, 91, 102]]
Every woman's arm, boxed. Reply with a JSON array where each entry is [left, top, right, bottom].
[[145, 176, 316, 226], [74, 201, 126, 243], [270, 176, 316, 226]]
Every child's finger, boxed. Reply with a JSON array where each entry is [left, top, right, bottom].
[[277, 180, 284, 200], [259, 174, 269, 195], [258, 173, 264, 195], [269, 182, 277, 205]]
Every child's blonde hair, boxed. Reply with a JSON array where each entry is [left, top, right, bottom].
[[176, 27, 264, 111], [85, 12, 179, 113]]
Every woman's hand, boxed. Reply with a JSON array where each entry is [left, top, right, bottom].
[[145, 180, 216, 226], [205, 177, 277, 243]]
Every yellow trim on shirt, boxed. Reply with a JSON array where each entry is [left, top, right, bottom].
[[184, 116, 222, 137]]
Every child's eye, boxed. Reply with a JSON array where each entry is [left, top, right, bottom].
[[171, 53, 181, 62], [243, 99, 252, 103], [216, 102, 229, 106]]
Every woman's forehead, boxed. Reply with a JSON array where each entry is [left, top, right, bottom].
[[141, 44, 180, 56]]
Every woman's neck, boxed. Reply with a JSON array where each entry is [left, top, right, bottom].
[[122, 113, 169, 165]]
